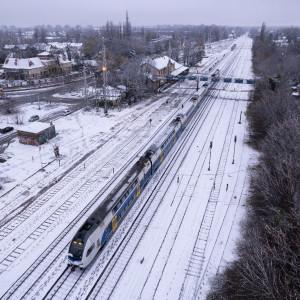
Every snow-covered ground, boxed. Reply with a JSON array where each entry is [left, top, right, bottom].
[[52, 85, 123, 100], [0, 102, 69, 129], [109, 36, 254, 300], [0, 36, 253, 300]]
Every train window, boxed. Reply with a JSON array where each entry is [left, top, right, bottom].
[[87, 243, 95, 257], [82, 222, 92, 231]]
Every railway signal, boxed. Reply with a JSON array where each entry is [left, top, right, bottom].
[[238, 111, 242, 124], [232, 135, 237, 164], [208, 141, 213, 171]]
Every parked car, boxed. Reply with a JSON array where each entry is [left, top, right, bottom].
[[0, 126, 14, 134], [63, 109, 71, 116], [28, 115, 39, 122]]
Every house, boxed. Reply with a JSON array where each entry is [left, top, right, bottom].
[[2, 57, 47, 80], [3, 50, 73, 80], [292, 85, 300, 98], [17, 122, 56, 146], [3, 44, 16, 51], [58, 54, 72, 73], [274, 36, 289, 47], [143, 56, 176, 79], [142, 56, 189, 89]]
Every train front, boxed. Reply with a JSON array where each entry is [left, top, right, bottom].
[[68, 236, 85, 267]]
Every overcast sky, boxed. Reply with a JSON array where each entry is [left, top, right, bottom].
[[0, 0, 298, 27]]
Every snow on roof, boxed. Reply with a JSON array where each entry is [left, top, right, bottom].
[[145, 55, 185, 72], [3, 44, 15, 50], [58, 53, 71, 64], [117, 85, 126, 91], [38, 51, 51, 56], [84, 60, 98, 67], [48, 42, 83, 50], [171, 65, 189, 76], [17, 44, 28, 50], [33, 43, 51, 51], [69, 43, 83, 48], [18, 122, 54, 134], [49, 42, 66, 49], [3, 57, 45, 70], [151, 56, 175, 70]]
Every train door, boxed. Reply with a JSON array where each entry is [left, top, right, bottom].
[[136, 183, 141, 198], [112, 215, 118, 232], [160, 151, 164, 163]]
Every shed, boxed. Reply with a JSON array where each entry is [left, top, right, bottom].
[[18, 122, 56, 146]]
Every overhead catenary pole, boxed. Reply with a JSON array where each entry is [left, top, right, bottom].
[[83, 66, 87, 107], [238, 110, 242, 124], [232, 135, 237, 164], [208, 141, 213, 171], [102, 38, 108, 115]]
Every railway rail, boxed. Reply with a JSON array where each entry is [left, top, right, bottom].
[[0, 83, 200, 300], [0, 40, 245, 300]]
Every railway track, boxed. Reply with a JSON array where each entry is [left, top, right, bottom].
[[0, 42, 241, 300], [73, 86, 220, 300], [0, 85, 193, 226], [133, 54, 243, 300], [179, 89, 240, 300], [178, 46, 245, 300], [41, 45, 241, 300], [0, 84, 199, 300], [87, 48, 243, 300]]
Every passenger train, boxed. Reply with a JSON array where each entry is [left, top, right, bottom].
[[68, 91, 206, 268]]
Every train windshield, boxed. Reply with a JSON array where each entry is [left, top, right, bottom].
[[69, 239, 84, 259]]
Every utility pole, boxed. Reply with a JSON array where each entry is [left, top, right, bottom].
[[83, 66, 87, 107], [38, 94, 41, 110], [232, 135, 237, 164], [208, 141, 213, 171], [102, 38, 108, 115], [168, 40, 172, 58]]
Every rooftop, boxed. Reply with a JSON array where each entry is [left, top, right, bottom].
[[3, 57, 45, 70], [18, 122, 54, 134], [145, 55, 184, 71]]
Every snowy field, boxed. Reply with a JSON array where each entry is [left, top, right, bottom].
[[0, 36, 254, 300]]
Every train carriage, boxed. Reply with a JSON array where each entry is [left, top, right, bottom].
[[68, 92, 204, 269]]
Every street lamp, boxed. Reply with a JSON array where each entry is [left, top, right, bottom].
[[208, 141, 213, 171], [232, 135, 237, 164]]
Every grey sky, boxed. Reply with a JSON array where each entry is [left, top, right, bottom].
[[0, 0, 298, 27]]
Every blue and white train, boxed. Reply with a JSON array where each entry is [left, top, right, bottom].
[[68, 93, 204, 268]]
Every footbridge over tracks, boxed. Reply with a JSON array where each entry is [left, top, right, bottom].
[[155, 74, 255, 85]]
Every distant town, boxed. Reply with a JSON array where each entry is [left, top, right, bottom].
[[0, 6, 300, 299]]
